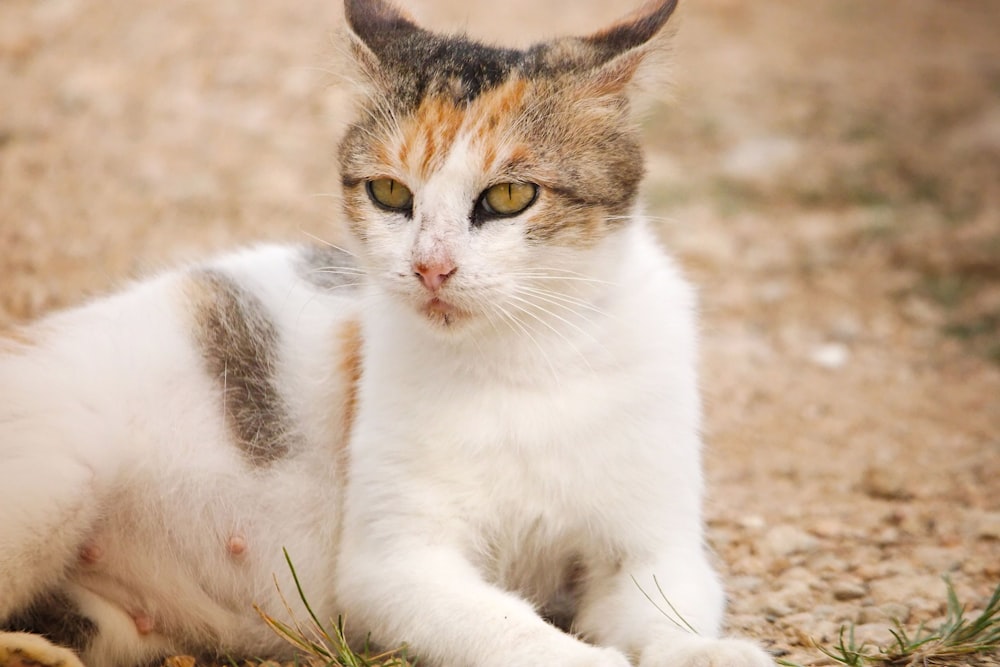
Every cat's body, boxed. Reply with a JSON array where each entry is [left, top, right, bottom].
[[0, 1, 774, 666]]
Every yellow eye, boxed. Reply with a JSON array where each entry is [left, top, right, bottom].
[[481, 182, 538, 217], [367, 178, 413, 212]]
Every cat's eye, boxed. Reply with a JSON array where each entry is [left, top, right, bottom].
[[367, 178, 414, 212], [480, 182, 538, 217]]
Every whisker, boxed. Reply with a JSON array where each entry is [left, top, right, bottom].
[[507, 293, 599, 342], [310, 267, 367, 275], [509, 273, 619, 287], [318, 281, 364, 293], [515, 285, 615, 320], [492, 302, 560, 383], [298, 232, 359, 259], [504, 299, 595, 376], [510, 294, 600, 352], [510, 265, 598, 278]]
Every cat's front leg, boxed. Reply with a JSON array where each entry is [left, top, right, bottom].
[[336, 543, 629, 667], [574, 551, 774, 667]]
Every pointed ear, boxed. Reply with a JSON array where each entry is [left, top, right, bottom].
[[344, 0, 423, 86], [583, 0, 678, 57], [344, 0, 420, 66], [575, 0, 679, 98]]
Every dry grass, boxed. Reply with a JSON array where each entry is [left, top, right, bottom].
[[780, 580, 1000, 667]]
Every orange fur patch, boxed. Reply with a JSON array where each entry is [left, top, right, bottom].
[[387, 77, 530, 180], [335, 318, 363, 461], [0, 327, 35, 353]]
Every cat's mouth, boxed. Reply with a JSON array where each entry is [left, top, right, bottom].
[[421, 297, 467, 327], [425, 297, 453, 314]]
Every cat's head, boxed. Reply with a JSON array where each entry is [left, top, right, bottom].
[[338, 0, 676, 336]]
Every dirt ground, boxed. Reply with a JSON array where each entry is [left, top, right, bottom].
[[1, 0, 998, 664]]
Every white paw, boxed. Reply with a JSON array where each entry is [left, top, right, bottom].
[[0, 632, 86, 667], [531, 643, 631, 667], [590, 646, 633, 667], [642, 636, 775, 667]]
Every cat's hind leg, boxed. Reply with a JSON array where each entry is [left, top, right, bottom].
[[0, 632, 85, 667]]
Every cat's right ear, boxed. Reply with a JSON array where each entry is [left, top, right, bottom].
[[343, 0, 419, 78]]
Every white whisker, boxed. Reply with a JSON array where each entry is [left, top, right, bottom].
[[298, 232, 359, 258], [507, 293, 599, 343], [515, 285, 615, 320], [311, 267, 367, 276], [504, 298, 595, 375], [309, 192, 345, 201], [509, 273, 619, 287], [491, 301, 560, 382]]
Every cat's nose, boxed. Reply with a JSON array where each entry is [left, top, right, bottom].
[[413, 259, 457, 292]]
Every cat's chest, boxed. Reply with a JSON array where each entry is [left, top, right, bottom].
[[359, 366, 656, 521]]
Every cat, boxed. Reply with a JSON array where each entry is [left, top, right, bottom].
[[0, 0, 776, 666]]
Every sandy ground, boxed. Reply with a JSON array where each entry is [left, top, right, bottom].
[[1, 0, 998, 664]]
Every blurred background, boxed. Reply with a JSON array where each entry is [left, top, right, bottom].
[[1, 0, 998, 663]]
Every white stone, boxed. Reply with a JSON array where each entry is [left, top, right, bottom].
[[809, 342, 850, 369]]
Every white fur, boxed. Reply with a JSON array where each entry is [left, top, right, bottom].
[[0, 35, 772, 667], [0, 213, 772, 666]]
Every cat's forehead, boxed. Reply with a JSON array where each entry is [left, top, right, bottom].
[[392, 76, 535, 181], [376, 31, 530, 107]]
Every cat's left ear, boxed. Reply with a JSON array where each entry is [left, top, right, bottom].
[[574, 0, 679, 97]]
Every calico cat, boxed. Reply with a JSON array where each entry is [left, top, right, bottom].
[[0, 0, 775, 666]]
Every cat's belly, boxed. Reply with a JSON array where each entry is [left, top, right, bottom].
[[68, 455, 342, 655]]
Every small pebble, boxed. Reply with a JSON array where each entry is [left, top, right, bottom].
[[739, 515, 767, 530], [763, 600, 793, 618], [860, 464, 914, 501], [832, 581, 867, 601], [974, 511, 1000, 540], [809, 342, 849, 369], [761, 525, 820, 557]]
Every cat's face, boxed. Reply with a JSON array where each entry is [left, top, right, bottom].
[[338, 0, 676, 335]]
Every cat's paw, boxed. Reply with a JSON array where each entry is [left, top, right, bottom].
[[641, 636, 774, 667], [0, 632, 86, 667], [586, 646, 633, 667], [527, 643, 631, 667]]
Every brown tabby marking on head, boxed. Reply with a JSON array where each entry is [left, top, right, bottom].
[[187, 270, 296, 466], [405, 78, 528, 180], [339, 0, 674, 250]]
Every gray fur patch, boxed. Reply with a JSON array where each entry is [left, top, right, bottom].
[[296, 244, 363, 291], [191, 270, 295, 466], [2, 590, 98, 653]]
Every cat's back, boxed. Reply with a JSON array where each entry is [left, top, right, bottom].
[[0, 242, 359, 456]]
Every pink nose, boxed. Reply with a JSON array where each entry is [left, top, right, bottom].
[[413, 260, 457, 291]]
